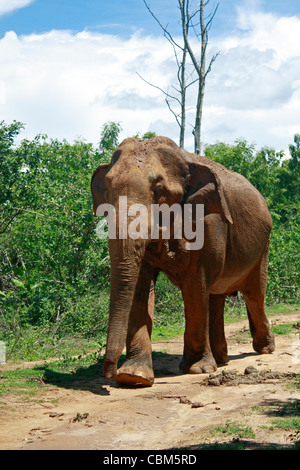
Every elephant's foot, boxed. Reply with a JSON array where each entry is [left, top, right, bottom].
[[253, 332, 275, 355], [114, 358, 154, 387], [180, 354, 217, 374]]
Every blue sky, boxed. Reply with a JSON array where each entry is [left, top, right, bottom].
[[0, 0, 248, 37], [1, 0, 300, 38], [0, 0, 300, 152]]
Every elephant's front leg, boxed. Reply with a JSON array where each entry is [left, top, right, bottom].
[[180, 277, 217, 374], [114, 262, 158, 387]]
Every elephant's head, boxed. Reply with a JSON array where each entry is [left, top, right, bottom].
[[91, 137, 232, 381]]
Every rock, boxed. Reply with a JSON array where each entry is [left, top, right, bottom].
[[179, 397, 192, 404], [244, 366, 258, 375], [191, 402, 204, 408], [207, 377, 221, 386]]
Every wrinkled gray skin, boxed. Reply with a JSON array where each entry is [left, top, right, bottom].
[[91, 137, 275, 386]]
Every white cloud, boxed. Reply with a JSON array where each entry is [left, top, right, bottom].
[[0, 0, 35, 17], [0, 79, 5, 104], [201, 7, 300, 150], [0, 29, 174, 144], [0, 5, 299, 153]]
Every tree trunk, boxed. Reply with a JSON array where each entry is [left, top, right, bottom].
[[179, 45, 187, 148], [194, 0, 206, 155]]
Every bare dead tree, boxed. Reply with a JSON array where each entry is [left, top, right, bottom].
[[179, 0, 220, 154], [141, 0, 219, 154], [140, 0, 197, 148]]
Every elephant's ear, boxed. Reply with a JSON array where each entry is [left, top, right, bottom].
[[184, 161, 233, 224], [91, 163, 110, 215]]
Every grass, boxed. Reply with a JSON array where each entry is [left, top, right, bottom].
[[152, 323, 184, 341], [0, 351, 102, 398], [271, 322, 297, 335], [263, 399, 300, 433], [224, 301, 299, 323], [209, 420, 256, 439], [271, 417, 300, 431], [0, 367, 46, 398], [266, 303, 300, 315], [263, 399, 300, 450], [0, 325, 104, 364]]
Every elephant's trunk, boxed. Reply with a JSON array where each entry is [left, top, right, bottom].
[[103, 238, 146, 381]]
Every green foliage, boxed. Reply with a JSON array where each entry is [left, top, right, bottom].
[[0, 121, 114, 358], [0, 120, 299, 361], [98, 121, 122, 162], [132, 130, 157, 140], [210, 420, 256, 439], [270, 322, 296, 336], [154, 274, 184, 327], [0, 352, 103, 397]]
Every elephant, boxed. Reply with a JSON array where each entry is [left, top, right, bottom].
[[91, 136, 275, 387]]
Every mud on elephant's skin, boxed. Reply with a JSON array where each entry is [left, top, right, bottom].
[[91, 136, 275, 387]]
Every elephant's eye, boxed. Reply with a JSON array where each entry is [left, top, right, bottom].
[[154, 185, 164, 199]]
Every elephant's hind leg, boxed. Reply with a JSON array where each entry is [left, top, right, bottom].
[[209, 294, 227, 364], [114, 263, 157, 387], [241, 243, 275, 355]]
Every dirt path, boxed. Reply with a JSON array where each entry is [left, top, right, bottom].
[[0, 311, 299, 450]]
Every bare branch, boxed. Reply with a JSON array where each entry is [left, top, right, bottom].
[[142, 0, 183, 50], [204, 50, 221, 79], [165, 97, 182, 127], [136, 72, 180, 103], [205, 3, 219, 32]]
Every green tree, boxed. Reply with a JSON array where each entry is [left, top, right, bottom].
[[0, 123, 111, 326], [0, 120, 32, 235], [98, 121, 122, 162]]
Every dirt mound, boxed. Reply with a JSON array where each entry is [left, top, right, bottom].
[[202, 367, 297, 386]]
